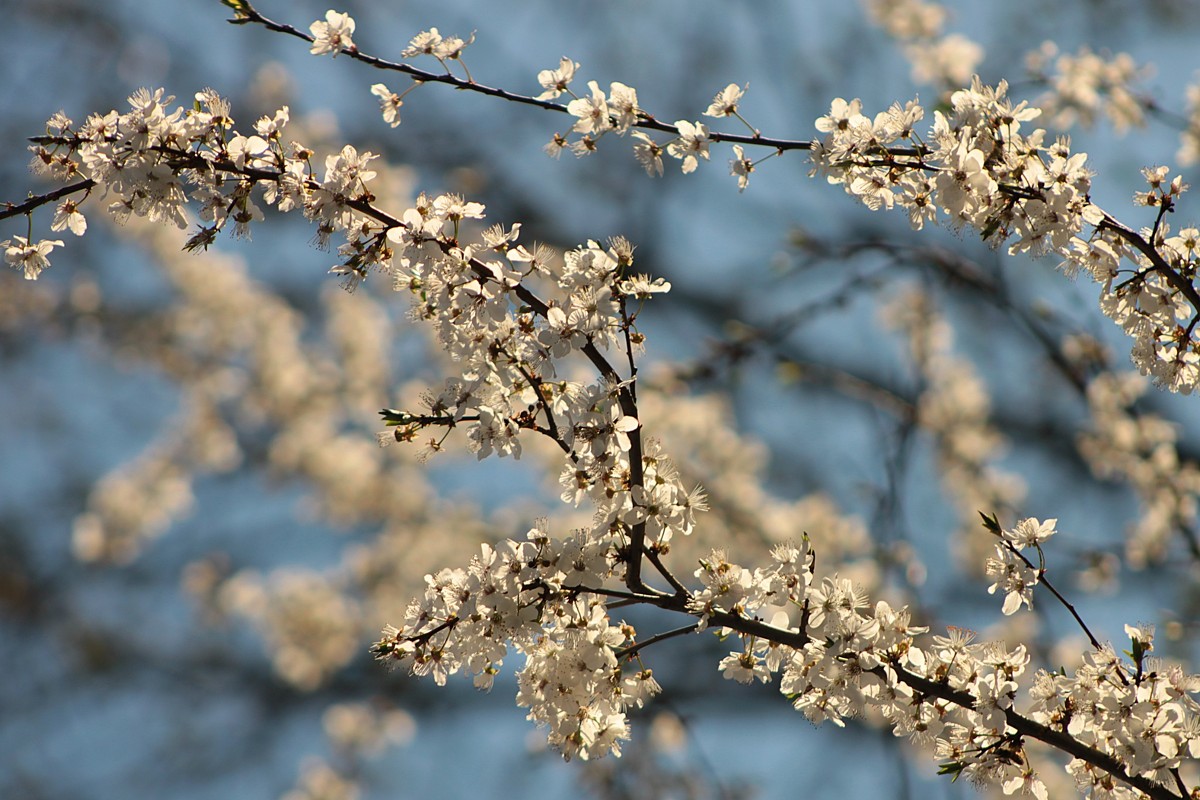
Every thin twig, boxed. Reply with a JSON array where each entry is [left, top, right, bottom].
[[0, 180, 95, 222], [229, 1, 813, 152], [616, 623, 699, 660]]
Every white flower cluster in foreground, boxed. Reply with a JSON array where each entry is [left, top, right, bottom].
[[805, 79, 1200, 394]]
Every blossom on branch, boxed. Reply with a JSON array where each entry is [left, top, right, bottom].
[[666, 120, 710, 174], [309, 10, 355, 57], [704, 83, 745, 118], [536, 56, 580, 100]]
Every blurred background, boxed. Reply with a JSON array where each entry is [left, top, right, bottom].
[[5, 0, 1200, 797]]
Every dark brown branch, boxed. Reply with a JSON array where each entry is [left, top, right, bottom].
[[0, 180, 95, 222]]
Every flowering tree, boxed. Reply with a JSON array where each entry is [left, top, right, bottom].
[[6, 1, 1200, 798]]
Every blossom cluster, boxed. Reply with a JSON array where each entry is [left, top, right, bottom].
[[862, 0, 983, 90], [983, 515, 1057, 615], [687, 527, 1200, 800], [1026, 42, 1149, 133], [373, 530, 655, 760], [810, 79, 1200, 394], [16, 88, 292, 256], [221, 567, 362, 690], [866, 0, 1152, 140], [1078, 371, 1200, 568], [1029, 624, 1200, 794]]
